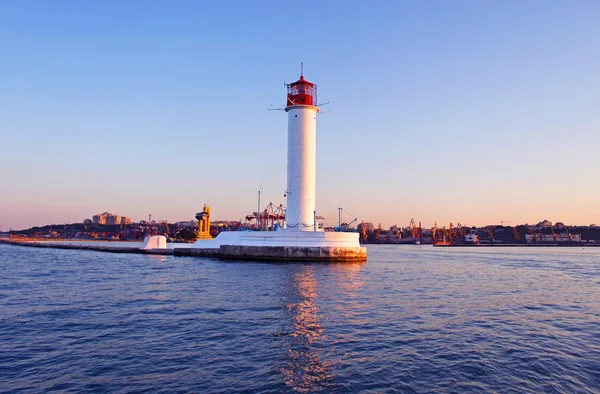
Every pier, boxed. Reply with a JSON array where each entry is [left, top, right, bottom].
[[0, 238, 366, 262]]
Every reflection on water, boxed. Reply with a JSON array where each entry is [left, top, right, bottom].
[[281, 265, 332, 392], [144, 254, 168, 263], [279, 262, 367, 392], [332, 261, 365, 294], [145, 255, 173, 303]]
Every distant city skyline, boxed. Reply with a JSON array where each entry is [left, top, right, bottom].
[[1, 1, 599, 231], [3, 209, 598, 233]]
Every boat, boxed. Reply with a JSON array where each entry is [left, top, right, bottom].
[[464, 233, 480, 244]]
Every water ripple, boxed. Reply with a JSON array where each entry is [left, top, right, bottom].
[[1, 244, 600, 392]]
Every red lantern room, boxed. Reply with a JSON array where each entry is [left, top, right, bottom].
[[286, 75, 317, 107]]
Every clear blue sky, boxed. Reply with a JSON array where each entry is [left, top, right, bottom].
[[1, 1, 599, 231]]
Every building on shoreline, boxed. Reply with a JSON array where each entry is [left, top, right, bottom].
[[91, 212, 130, 226]]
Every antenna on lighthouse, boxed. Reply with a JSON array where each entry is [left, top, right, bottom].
[[301, 62, 303, 77]]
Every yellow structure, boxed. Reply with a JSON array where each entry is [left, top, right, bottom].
[[195, 205, 212, 240]]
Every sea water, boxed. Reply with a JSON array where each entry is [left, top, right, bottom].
[[1, 244, 599, 393]]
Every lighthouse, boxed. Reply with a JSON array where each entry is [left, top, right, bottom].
[[285, 74, 319, 231], [188, 69, 366, 262]]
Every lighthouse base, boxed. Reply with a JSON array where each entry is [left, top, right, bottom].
[[177, 231, 367, 262]]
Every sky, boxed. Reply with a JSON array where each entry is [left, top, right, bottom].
[[1, 1, 599, 231]]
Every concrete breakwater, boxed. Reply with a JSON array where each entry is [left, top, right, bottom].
[[175, 245, 367, 262], [0, 238, 174, 255], [0, 239, 367, 262]]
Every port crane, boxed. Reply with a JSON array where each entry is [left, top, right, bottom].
[[246, 202, 286, 231], [403, 218, 420, 239], [411, 218, 419, 238], [335, 208, 358, 231]]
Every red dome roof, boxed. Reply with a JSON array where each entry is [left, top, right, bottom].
[[288, 75, 314, 87]]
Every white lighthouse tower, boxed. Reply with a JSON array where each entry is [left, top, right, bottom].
[[285, 73, 319, 231]]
